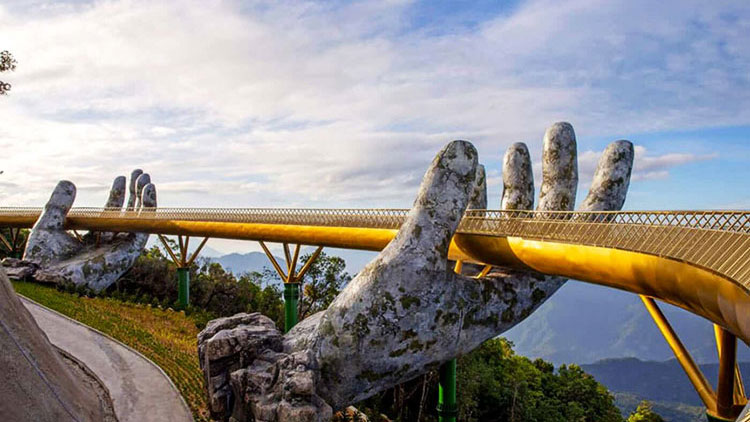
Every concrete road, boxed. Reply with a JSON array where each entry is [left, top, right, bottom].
[[21, 296, 194, 422]]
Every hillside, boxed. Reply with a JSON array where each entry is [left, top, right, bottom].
[[504, 280, 750, 365], [11, 281, 210, 422], [211, 247, 376, 277], [582, 357, 750, 421], [582, 357, 750, 407]]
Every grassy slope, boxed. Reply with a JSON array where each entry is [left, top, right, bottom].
[[12, 281, 210, 422]]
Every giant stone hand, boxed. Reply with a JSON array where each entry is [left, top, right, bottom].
[[21, 169, 156, 291], [198, 122, 634, 422]]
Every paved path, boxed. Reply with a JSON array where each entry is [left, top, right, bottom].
[[21, 297, 194, 422]]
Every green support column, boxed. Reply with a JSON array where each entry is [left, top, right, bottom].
[[438, 359, 458, 422], [177, 267, 189, 308], [284, 282, 300, 333]]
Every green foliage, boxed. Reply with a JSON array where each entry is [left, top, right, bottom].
[[111, 245, 284, 329], [0, 228, 28, 259], [357, 338, 624, 422], [0, 50, 16, 95], [627, 401, 665, 422], [297, 251, 351, 319]]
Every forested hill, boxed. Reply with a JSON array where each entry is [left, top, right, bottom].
[[583, 357, 750, 406], [582, 357, 750, 422], [504, 280, 750, 365]]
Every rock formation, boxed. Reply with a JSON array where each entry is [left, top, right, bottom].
[[198, 122, 635, 421], [0, 268, 108, 421], [3, 171, 156, 292]]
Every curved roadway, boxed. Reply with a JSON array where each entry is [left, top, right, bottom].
[[20, 296, 193, 422]]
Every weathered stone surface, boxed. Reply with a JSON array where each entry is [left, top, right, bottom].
[[501, 142, 534, 210], [126, 169, 143, 211], [198, 313, 332, 422], [200, 122, 635, 421], [580, 140, 634, 211], [22, 171, 156, 291], [0, 268, 107, 421], [468, 164, 487, 210], [537, 122, 577, 211], [1, 258, 38, 280]]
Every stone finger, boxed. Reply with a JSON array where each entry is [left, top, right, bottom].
[[141, 183, 157, 209], [105, 176, 126, 209], [579, 140, 634, 212], [388, 140, 477, 262], [501, 142, 534, 210], [537, 122, 578, 211], [126, 169, 143, 211], [135, 173, 151, 209], [35, 181, 76, 230]]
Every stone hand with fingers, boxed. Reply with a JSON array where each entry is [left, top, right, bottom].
[[14, 169, 156, 291], [198, 122, 635, 422]]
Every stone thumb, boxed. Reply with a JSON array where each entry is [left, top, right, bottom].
[[389, 140, 477, 261], [34, 181, 76, 230]]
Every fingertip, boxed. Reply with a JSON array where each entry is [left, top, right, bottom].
[[580, 139, 635, 211], [502, 142, 534, 210], [105, 176, 127, 209], [538, 122, 578, 211], [141, 183, 157, 208], [396, 140, 478, 260], [437, 140, 478, 177], [36, 180, 76, 230], [136, 173, 151, 189], [50, 180, 76, 207]]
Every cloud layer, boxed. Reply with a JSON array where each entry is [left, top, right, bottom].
[[0, 0, 744, 208]]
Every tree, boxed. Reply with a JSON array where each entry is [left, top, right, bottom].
[[627, 401, 664, 422], [1, 50, 16, 95], [297, 251, 351, 319]]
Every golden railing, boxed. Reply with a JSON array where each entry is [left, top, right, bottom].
[[0, 207, 748, 288]]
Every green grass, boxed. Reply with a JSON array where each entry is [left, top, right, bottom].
[[12, 280, 210, 422]]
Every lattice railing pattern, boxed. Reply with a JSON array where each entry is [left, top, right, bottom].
[[0, 207, 748, 287]]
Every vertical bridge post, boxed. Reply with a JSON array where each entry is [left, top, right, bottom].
[[438, 260, 464, 422], [158, 234, 209, 308], [641, 295, 748, 421], [259, 241, 323, 333], [712, 324, 747, 421]]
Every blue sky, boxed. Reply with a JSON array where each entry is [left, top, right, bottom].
[[0, 0, 749, 253]]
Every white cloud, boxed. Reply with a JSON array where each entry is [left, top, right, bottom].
[[0, 0, 747, 213]]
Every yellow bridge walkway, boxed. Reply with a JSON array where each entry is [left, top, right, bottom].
[[1, 207, 749, 421]]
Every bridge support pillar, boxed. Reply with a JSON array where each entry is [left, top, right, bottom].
[[438, 358, 458, 422], [435, 260, 468, 421], [284, 283, 300, 333], [158, 234, 209, 308], [177, 267, 189, 308], [259, 241, 324, 332], [640, 295, 718, 412]]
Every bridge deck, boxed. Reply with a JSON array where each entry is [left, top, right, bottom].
[[1, 207, 749, 344]]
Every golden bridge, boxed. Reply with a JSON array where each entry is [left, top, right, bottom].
[[1, 207, 749, 421]]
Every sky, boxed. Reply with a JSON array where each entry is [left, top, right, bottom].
[[1, 0, 749, 254]]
